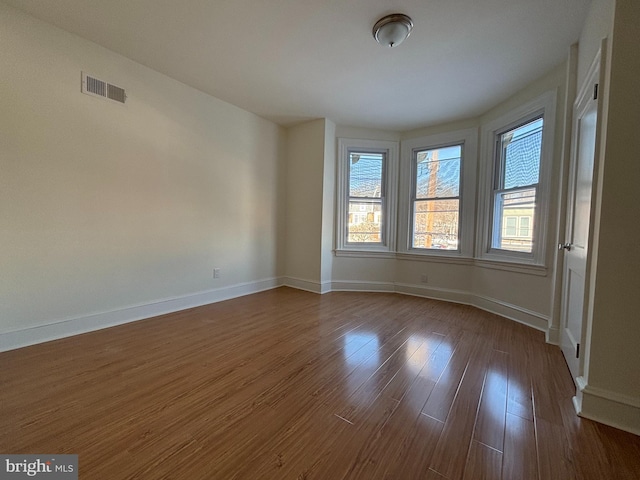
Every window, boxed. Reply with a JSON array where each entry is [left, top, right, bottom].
[[503, 215, 532, 238], [491, 117, 543, 253], [519, 216, 531, 237], [336, 139, 399, 253], [347, 151, 385, 244], [398, 128, 477, 258], [478, 91, 556, 266], [411, 145, 462, 250], [504, 216, 518, 237]]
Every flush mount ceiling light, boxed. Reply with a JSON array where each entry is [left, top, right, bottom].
[[373, 13, 413, 48]]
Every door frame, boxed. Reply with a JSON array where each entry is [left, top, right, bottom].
[[558, 38, 608, 386]]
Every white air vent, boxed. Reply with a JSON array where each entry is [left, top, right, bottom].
[[81, 72, 127, 104]]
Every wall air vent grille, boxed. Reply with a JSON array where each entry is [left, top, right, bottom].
[[107, 83, 126, 103], [81, 72, 127, 104], [86, 75, 106, 97]]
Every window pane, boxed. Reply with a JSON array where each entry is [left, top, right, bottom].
[[349, 152, 383, 198], [412, 199, 459, 250], [493, 188, 536, 252], [519, 216, 531, 237], [505, 217, 517, 236], [348, 201, 382, 243], [501, 118, 543, 189], [415, 145, 461, 198]]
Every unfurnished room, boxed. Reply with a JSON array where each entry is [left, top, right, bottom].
[[1, 0, 639, 478]]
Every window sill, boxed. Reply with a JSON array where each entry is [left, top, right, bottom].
[[334, 249, 397, 259], [474, 258, 547, 276], [395, 252, 473, 266], [334, 250, 548, 276]]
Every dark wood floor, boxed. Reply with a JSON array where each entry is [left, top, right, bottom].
[[1, 287, 639, 479]]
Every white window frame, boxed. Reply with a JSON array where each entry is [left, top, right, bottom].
[[335, 138, 399, 255], [398, 128, 478, 258], [477, 91, 556, 267]]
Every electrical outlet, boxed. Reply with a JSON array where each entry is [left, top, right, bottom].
[[213, 268, 220, 279], [420, 274, 428, 283]]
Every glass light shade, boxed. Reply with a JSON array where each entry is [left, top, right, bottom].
[[373, 14, 413, 48]]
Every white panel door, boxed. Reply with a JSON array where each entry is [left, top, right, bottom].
[[559, 55, 601, 380]]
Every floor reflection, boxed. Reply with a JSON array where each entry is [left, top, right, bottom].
[[343, 332, 380, 398], [405, 336, 430, 373], [344, 332, 380, 367], [420, 340, 453, 381], [483, 368, 508, 423], [401, 335, 455, 413]]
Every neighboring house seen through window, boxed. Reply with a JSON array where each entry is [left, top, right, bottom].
[[336, 139, 398, 254], [491, 117, 543, 253], [347, 151, 385, 244], [478, 90, 556, 266]]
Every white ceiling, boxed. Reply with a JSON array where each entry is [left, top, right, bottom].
[[4, 0, 591, 131]]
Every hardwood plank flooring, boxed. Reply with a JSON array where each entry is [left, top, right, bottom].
[[1, 287, 639, 479]]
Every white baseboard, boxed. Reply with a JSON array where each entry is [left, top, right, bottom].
[[574, 376, 640, 436], [320, 280, 549, 333], [395, 282, 473, 305], [330, 280, 396, 293], [0, 277, 283, 352], [546, 325, 560, 345], [282, 276, 331, 294], [395, 283, 548, 332], [472, 294, 548, 332]]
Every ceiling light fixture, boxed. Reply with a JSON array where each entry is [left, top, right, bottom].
[[372, 13, 413, 48]]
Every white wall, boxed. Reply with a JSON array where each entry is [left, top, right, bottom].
[[283, 118, 337, 293], [335, 126, 401, 143], [575, 0, 640, 434], [0, 3, 285, 348], [283, 119, 326, 290], [577, 0, 614, 86], [320, 120, 336, 286], [473, 63, 567, 325]]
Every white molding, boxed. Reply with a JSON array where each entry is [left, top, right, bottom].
[[282, 276, 331, 294], [473, 259, 548, 276], [472, 294, 548, 332], [397, 283, 547, 331], [395, 282, 473, 306], [335, 250, 548, 277], [334, 248, 549, 278], [575, 375, 588, 392], [0, 277, 283, 353], [574, 376, 640, 436], [395, 253, 473, 266], [576, 377, 640, 409], [546, 325, 560, 345], [333, 250, 397, 259], [330, 280, 396, 292], [319, 280, 332, 294], [2, 276, 548, 353], [318, 280, 550, 333]]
